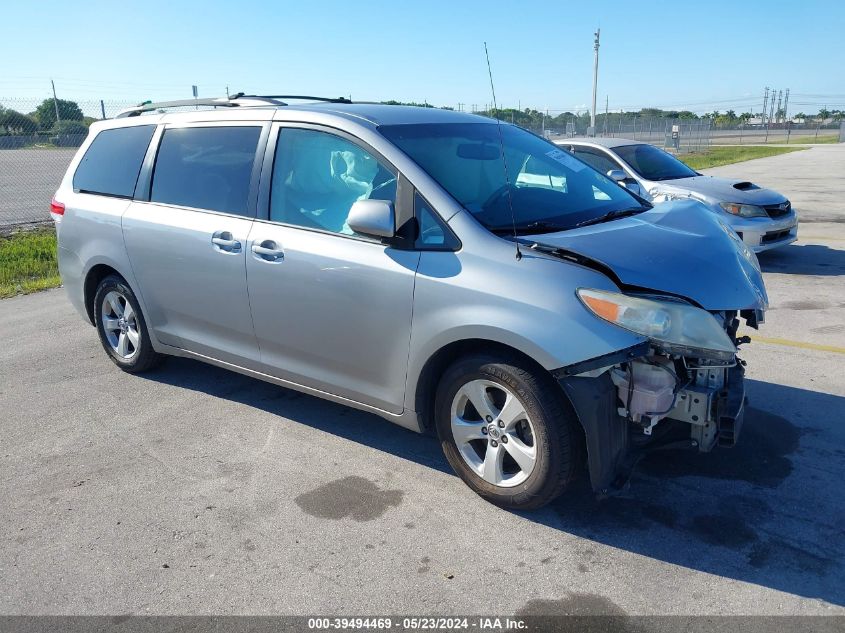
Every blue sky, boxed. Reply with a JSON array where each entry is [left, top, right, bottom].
[[3, 0, 843, 115]]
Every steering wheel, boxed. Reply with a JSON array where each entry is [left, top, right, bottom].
[[370, 177, 397, 195], [481, 183, 514, 211]]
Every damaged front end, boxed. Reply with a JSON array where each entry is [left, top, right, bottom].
[[553, 303, 760, 495], [526, 200, 770, 495]]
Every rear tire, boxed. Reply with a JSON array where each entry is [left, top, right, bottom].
[[93, 274, 164, 373], [434, 352, 582, 510]]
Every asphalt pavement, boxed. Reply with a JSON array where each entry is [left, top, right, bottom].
[[1, 145, 844, 617]]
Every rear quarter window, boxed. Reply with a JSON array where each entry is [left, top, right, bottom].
[[73, 125, 156, 197]]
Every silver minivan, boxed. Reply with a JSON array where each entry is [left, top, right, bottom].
[[53, 96, 767, 509]]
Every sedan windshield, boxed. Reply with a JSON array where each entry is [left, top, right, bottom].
[[379, 123, 648, 234], [613, 143, 698, 181]]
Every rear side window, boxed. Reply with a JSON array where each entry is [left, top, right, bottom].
[[151, 126, 261, 216], [73, 125, 155, 197]]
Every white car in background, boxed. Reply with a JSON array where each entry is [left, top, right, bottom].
[[558, 138, 798, 252]]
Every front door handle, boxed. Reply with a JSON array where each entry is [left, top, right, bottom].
[[252, 240, 284, 262], [211, 230, 242, 253]]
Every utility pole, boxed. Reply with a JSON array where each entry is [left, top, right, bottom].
[[783, 88, 790, 123], [590, 28, 600, 136], [761, 86, 769, 127], [766, 92, 776, 143], [775, 90, 783, 124], [604, 95, 609, 136], [51, 79, 61, 124]]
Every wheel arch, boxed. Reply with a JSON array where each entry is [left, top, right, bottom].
[[83, 263, 128, 325], [412, 337, 564, 435]]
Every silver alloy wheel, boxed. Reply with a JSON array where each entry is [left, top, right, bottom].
[[450, 379, 537, 487], [101, 290, 140, 360]]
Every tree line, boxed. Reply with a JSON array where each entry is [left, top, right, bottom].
[[0, 98, 92, 137]]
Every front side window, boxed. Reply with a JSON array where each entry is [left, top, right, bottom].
[[613, 143, 697, 181], [150, 126, 261, 215], [571, 147, 622, 175], [380, 123, 646, 235], [73, 125, 155, 197], [270, 128, 397, 235]]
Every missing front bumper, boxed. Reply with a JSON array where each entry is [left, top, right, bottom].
[[556, 360, 747, 494]]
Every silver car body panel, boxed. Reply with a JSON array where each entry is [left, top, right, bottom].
[[55, 105, 762, 439], [559, 138, 799, 252], [122, 202, 261, 368], [244, 220, 420, 414], [523, 200, 769, 311]]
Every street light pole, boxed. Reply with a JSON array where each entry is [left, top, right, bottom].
[[590, 28, 600, 136]]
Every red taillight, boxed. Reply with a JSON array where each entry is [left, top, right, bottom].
[[50, 197, 65, 217]]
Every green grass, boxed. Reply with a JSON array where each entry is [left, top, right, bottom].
[[0, 227, 61, 298], [678, 145, 806, 170], [782, 133, 839, 144]]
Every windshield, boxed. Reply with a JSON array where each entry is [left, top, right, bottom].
[[379, 123, 647, 234], [613, 143, 698, 181]]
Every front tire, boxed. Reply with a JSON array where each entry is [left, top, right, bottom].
[[93, 275, 164, 373], [434, 353, 582, 510]]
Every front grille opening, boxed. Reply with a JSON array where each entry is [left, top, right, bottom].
[[764, 201, 791, 218], [762, 229, 791, 244]]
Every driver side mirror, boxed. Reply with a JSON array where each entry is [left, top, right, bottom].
[[607, 169, 642, 197], [607, 169, 627, 183], [348, 199, 396, 239]]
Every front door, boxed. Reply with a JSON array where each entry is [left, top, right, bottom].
[[245, 126, 419, 413]]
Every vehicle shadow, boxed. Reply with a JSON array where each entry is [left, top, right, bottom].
[[141, 360, 845, 607], [758, 242, 845, 276]]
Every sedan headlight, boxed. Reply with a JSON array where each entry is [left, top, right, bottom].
[[720, 202, 768, 218], [577, 288, 736, 361]]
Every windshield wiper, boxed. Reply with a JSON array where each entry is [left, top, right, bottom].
[[488, 220, 569, 236], [574, 206, 649, 228]]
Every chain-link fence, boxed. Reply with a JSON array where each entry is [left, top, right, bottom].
[[594, 115, 711, 153], [1, 99, 134, 228], [481, 112, 713, 154], [708, 121, 842, 145]]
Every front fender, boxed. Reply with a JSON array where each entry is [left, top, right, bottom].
[[404, 246, 646, 413]]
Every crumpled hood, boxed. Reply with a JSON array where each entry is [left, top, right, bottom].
[[654, 175, 787, 206], [526, 199, 768, 311]]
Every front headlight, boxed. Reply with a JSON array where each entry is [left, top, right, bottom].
[[577, 288, 736, 361], [720, 202, 768, 218]]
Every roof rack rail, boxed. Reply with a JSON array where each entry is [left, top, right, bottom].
[[241, 94, 353, 104], [115, 94, 287, 118]]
